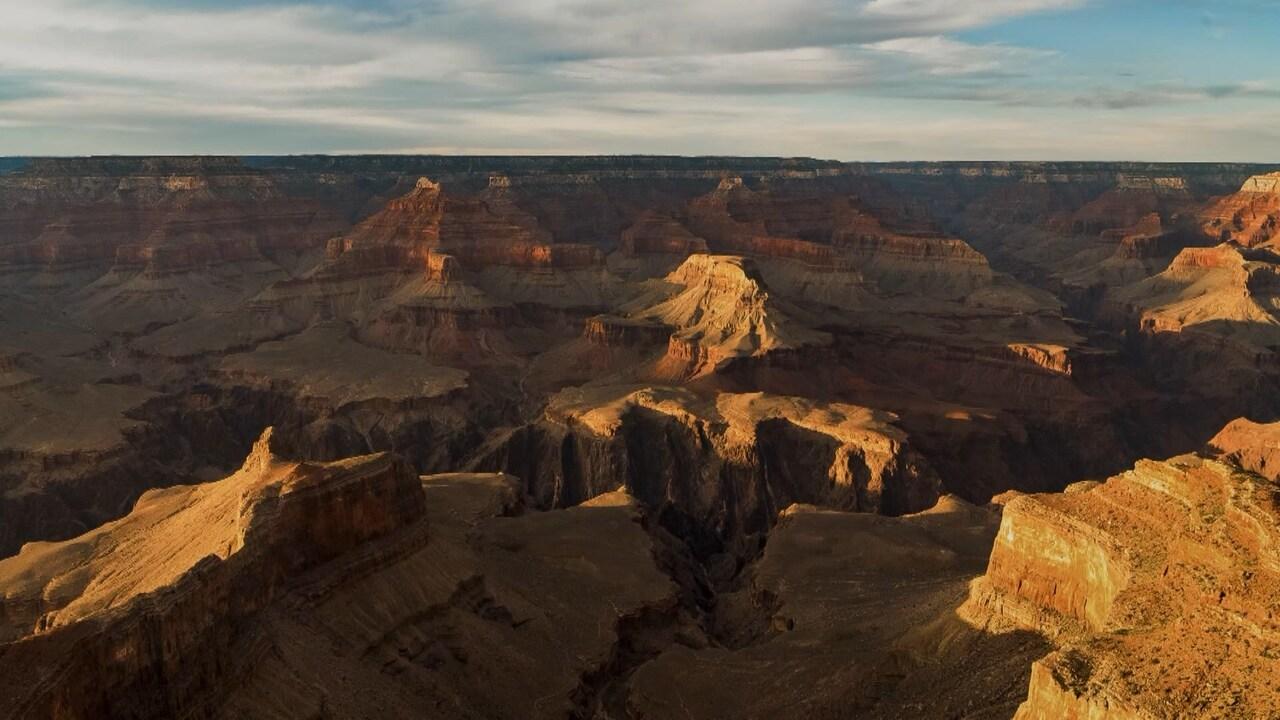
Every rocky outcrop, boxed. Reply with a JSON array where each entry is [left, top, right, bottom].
[[626, 496, 1050, 719], [618, 212, 709, 258], [842, 231, 993, 296], [0, 429, 427, 716], [1199, 173, 1280, 247], [0, 428, 423, 640], [1065, 186, 1178, 238], [632, 254, 829, 377], [327, 176, 607, 273], [971, 484, 1131, 633], [582, 314, 672, 348], [311, 177, 620, 315], [1207, 416, 1280, 480], [468, 386, 941, 558], [963, 439, 1280, 719], [1105, 244, 1280, 352], [684, 175, 995, 297], [0, 439, 681, 719], [1241, 173, 1280, 194], [1099, 244, 1280, 429]]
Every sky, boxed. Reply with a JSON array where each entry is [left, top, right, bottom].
[[0, 0, 1278, 160]]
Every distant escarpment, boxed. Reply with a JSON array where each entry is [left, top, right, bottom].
[[0, 157, 344, 280]]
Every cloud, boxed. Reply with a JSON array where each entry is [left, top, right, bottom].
[[453, 0, 1085, 56], [1067, 81, 1280, 109], [0, 76, 52, 103], [867, 36, 1055, 77], [552, 47, 871, 93], [861, 0, 1085, 27], [0, 0, 1066, 126], [0, 0, 1277, 160]]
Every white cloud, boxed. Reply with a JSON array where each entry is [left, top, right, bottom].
[[867, 36, 1054, 76], [0, 0, 1275, 160], [554, 47, 870, 92], [0, 2, 480, 94], [862, 0, 1085, 25]]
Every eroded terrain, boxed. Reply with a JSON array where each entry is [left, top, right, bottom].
[[2, 156, 1280, 718]]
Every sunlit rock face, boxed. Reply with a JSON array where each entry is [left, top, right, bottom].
[[962, 428, 1280, 720], [1199, 172, 1280, 247], [0, 434, 680, 720]]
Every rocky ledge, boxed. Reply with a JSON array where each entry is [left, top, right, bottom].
[[963, 420, 1280, 718]]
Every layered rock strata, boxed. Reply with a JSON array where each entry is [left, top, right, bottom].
[[0, 433, 681, 719], [468, 385, 941, 559], [964, 434, 1280, 718]]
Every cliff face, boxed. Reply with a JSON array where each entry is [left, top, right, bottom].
[[618, 211, 709, 258], [328, 175, 612, 274], [0, 434, 681, 720], [637, 254, 830, 377], [1102, 243, 1280, 414], [468, 386, 941, 559], [963, 427, 1280, 719], [1207, 416, 1280, 480], [0, 158, 343, 278], [625, 496, 1051, 719], [293, 176, 622, 331], [1199, 173, 1280, 247], [682, 176, 994, 298], [0, 428, 428, 716]]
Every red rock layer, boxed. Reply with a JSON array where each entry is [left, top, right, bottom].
[[1206, 417, 1280, 480], [965, 445, 1280, 718], [1199, 173, 1280, 246], [325, 177, 605, 274], [582, 315, 672, 348], [0, 162, 344, 275], [684, 177, 990, 280], [685, 178, 842, 265], [618, 212, 709, 256]]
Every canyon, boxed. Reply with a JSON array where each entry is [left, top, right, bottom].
[[2, 155, 1280, 718]]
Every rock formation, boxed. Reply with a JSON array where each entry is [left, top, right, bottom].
[[963, 428, 1280, 718], [1111, 243, 1280, 340], [1207, 416, 1280, 480], [0, 431, 682, 719], [469, 385, 941, 561], [626, 497, 1049, 719], [1200, 172, 1280, 247], [0, 158, 344, 328], [631, 254, 829, 377]]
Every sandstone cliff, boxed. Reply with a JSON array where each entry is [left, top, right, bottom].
[[632, 254, 829, 377], [468, 385, 941, 561], [963, 429, 1280, 719], [0, 433, 682, 719], [1200, 172, 1280, 247]]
